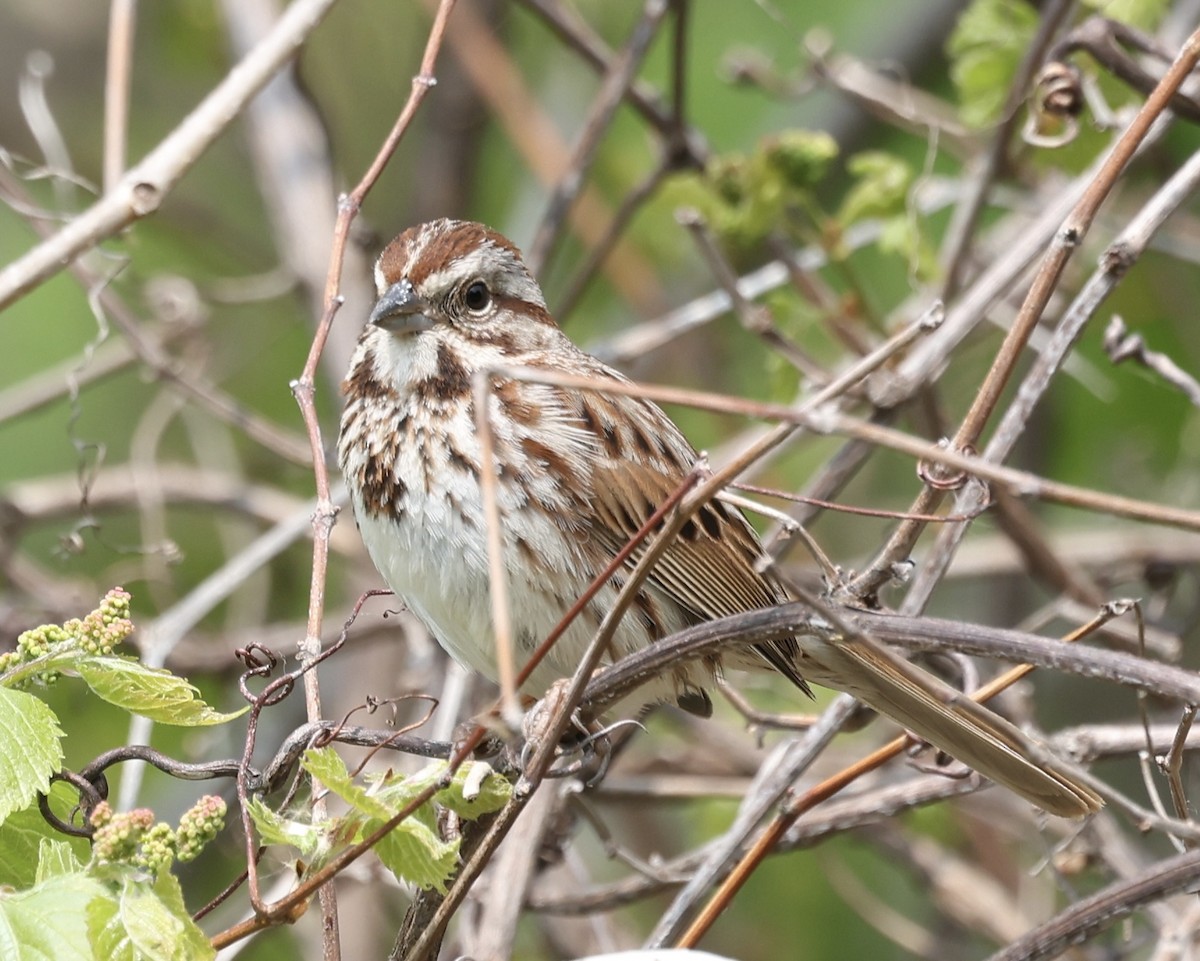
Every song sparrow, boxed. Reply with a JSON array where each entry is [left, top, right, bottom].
[[338, 218, 1101, 818]]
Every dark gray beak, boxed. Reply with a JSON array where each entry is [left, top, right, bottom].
[[370, 279, 434, 333]]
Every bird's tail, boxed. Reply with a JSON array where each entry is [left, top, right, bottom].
[[799, 634, 1102, 818]]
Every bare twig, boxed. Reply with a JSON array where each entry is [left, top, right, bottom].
[[904, 120, 1200, 610], [102, 0, 138, 192], [527, 0, 672, 273], [1104, 315, 1200, 407], [0, 164, 313, 465], [984, 849, 1200, 961], [584, 605, 1200, 717], [0, 0, 344, 311]]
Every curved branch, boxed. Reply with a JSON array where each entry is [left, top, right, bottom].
[[583, 604, 1200, 715]]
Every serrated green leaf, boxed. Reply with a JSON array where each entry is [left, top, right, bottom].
[[87, 895, 135, 961], [0, 872, 108, 961], [86, 873, 214, 961], [837, 152, 913, 226], [120, 874, 213, 961], [300, 753, 478, 890], [246, 797, 329, 861], [367, 815, 459, 893], [36, 837, 85, 883], [0, 783, 89, 888], [761, 130, 837, 190], [74, 657, 244, 726], [120, 877, 184, 960], [0, 687, 64, 828], [433, 763, 512, 819], [150, 872, 214, 960], [294, 753, 506, 890], [947, 0, 1038, 127], [301, 746, 393, 820], [364, 760, 509, 821]]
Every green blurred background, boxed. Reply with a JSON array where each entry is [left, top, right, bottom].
[[3, 0, 1200, 958]]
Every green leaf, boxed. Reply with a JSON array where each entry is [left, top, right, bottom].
[[119, 877, 183, 960], [760, 130, 838, 190], [837, 152, 913, 226], [301, 746, 392, 820], [246, 797, 329, 861], [123, 874, 213, 961], [149, 872, 214, 960], [0, 872, 108, 961], [36, 837, 85, 883], [86, 874, 214, 961], [1080, 0, 1167, 29], [368, 815, 459, 894], [74, 656, 244, 726], [0, 687, 64, 828], [87, 896, 134, 961], [0, 783, 89, 888], [877, 215, 937, 282], [363, 761, 510, 821], [433, 762, 511, 819], [299, 752, 477, 891], [947, 0, 1038, 127]]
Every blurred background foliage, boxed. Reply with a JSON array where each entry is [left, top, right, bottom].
[[3, 0, 1200, 958]]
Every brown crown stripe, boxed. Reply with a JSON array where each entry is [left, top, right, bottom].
[[377, 219, 524, 288]]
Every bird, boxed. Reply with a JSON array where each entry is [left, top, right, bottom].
[[337, 218, 1102, 818]]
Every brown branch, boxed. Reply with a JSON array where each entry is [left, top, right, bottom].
[[0, 0, 344, 312], [984, 849, 1200, 961]]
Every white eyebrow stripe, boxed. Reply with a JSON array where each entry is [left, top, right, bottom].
[[432, 245, 499, 286], [422, 243, 548, 310]]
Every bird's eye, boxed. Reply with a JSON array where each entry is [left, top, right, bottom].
[[464, 281, 491, 312]]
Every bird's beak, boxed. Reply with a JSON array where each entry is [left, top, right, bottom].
[[370, 279, 434, 334]]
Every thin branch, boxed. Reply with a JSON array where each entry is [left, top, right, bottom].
[[984, 849, 1200, 961], [0, 0, 344, 311], [584, 605, 1200, 717], [903, 121, 1200, 609], [1104, 314, 1200, 406], [102, 0, 138, 192], [527, 0, 672, 273], [488, 365, 1200, 532], [0, 164, 313, 465]]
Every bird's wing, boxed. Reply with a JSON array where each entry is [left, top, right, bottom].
[[555, 380, 808, 691]]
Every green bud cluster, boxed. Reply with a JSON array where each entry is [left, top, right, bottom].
[[89, 794, 226, 877], [3, 588, 134, 686], [90, 802, 155, 863], [671, 130, 839, 252], [175, 795, 227, 862], [65, 587, 134, 655], [134, 823, 177, 874]]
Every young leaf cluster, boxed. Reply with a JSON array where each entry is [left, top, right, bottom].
[[0, 591, 242, 960], [248, 746, 511, 894]]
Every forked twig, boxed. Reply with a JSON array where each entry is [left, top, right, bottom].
[[668, 603, 1138, 948], [850, 25, 1200, 603], [0, 0, 344, 311], [209, 3, 460, 953]]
